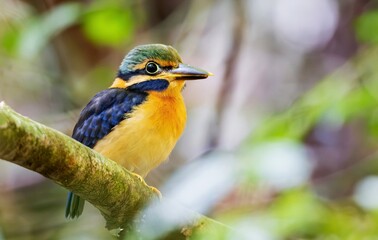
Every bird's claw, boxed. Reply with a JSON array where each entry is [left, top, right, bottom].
[[131, 172, 162, 199], [131, 172, 145, 182], [149, 186, 162, 199]]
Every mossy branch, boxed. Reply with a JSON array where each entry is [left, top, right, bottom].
[[0, 101, 154, 230], [0, 102, 232, 238]]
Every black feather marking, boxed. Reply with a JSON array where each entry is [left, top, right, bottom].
[[117, 69, 144, 80], [72, 88, 147, 148], [117, 65, 174, 81], [127, 79, 169, 92]]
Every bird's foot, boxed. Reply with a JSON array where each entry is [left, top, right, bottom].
[[130, 172, 162, 199], [148, 186, 162, 199], [131, 172, 145, 182]]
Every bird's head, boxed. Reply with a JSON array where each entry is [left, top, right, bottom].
[[110, 44, 211, 93]]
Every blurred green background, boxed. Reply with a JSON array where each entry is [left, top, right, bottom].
[[1, 0, 378, 239]]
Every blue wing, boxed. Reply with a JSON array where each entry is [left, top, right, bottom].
[[66, 88, 147, 219], [72, 88, 147, 148]]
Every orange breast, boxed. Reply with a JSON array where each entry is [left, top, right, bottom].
[[93, 86, 187, 177]]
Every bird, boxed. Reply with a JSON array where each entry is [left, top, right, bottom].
[[65, 43, 211, 219]]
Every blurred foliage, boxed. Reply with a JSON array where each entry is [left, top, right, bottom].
[[220, 47, 378, 239], [2, 3, 81, 57], [1, 1, 137, 57], [248, 62, 378, 144], [1, 0, 378, 239], [355, 10, 378, 44], [81, 2, 136, 47]]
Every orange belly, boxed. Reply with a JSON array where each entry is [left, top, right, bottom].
[[93, 90, 186, 177]]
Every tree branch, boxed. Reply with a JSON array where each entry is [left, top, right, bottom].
[[0, 101, 154, 230], [0, 102, 233, 238]]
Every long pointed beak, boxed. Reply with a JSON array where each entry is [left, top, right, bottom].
[[169, 63, 213, 80]]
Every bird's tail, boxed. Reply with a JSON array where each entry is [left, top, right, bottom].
[[65, 191, 85, 219]]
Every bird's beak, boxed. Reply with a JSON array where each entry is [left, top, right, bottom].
[[169, 63, 213, 80]]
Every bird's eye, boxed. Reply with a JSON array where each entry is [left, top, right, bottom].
[[145, 62, 160, 75]]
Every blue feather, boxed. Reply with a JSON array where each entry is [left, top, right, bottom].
[[72, 88, 147, 148], [66, 88, 147, 219]]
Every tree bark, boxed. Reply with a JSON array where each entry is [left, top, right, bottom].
[[0, 102, 231, 238], [0, 101, 156, 230]]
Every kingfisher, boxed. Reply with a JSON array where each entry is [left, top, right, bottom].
[[65, 44, 211, 219]]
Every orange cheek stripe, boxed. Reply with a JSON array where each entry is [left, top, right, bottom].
[[110, 78, 127, 88], [132, 60, 179, 71], [133, 60, 149, 70]]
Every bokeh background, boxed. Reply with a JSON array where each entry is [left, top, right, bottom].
[[1, 0, 378, 239]]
